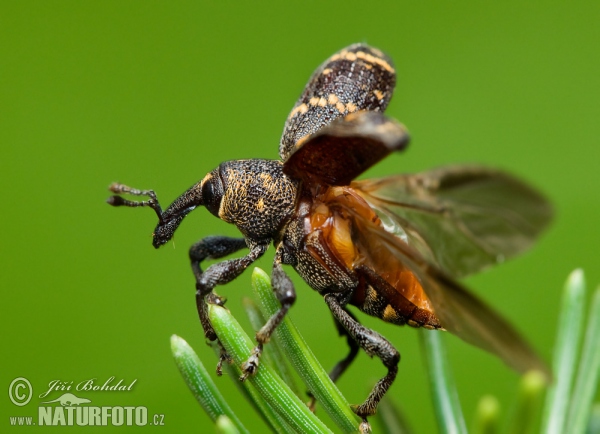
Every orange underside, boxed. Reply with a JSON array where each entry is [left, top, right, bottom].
[[307, 186, 434, 313]]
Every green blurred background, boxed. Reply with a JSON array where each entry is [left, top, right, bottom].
[[2, 1, 599, 432]]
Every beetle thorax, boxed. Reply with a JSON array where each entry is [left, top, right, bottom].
[[217, 159, 299, 242]]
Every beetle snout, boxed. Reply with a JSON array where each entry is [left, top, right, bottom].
[[152, 209, 194, 248]]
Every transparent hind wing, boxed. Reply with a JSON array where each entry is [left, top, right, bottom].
[[352, 165, 553, 278], [330, 190, 551, 379]]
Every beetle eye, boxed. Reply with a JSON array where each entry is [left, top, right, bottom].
[[202, 176, 223, 217]]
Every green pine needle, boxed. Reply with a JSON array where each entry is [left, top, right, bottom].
[[171, 268, 598, 434], [250, 268, 360, 433], [216, 415, 242, 434], [170, 335, 249, 434], [241, 296, 302, 398], [541, 269, 586, 434], [208, 302, 334, 434], [565, 285, 600, 434], [420, 329, 468, 434]]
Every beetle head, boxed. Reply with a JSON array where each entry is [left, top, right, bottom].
[[109, 159, 297, 248]]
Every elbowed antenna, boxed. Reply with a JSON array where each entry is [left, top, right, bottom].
[[107, 180, 205, 248], [107, 183, 164, 221]]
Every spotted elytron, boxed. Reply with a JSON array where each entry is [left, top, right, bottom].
[[108, 43, 552, 427]]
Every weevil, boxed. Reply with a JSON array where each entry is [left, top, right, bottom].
[[108, 43, 552, 428]]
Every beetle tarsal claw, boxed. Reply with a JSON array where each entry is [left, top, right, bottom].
[[239, 347, 262, 381], [205, 292, 226, 306], [359, 419, 372, 434], [215, 347, 233, 376]]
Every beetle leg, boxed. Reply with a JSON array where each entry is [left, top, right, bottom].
[[329, 309, 361, 383], [306, 309, 361, 411], [189, 236, 248, 284], [194, 242, 268, 342], [324, 293, 400, 421], [189, 236, 249, 369], [241, 253, 296, 380]]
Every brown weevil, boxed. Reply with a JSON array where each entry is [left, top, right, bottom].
[[108, 43, 552, 427]]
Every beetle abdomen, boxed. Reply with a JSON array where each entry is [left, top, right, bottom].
[[303, 185, 442, 329]]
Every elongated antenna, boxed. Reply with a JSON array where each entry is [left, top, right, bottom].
[[107, 183, 163, 221]]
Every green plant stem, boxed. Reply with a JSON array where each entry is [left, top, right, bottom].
[[209, 303, 333, 434], [420, 329, 468, 434], [541, 269, 586, 434], [170, 335, 249, 434]]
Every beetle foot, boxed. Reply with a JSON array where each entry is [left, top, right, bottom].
[[359, 418, 372, 434], [206, 292, 227, 306], [215, 345, 233, 376], [352, 404, 374, 434], [240, 346, 262, 381]]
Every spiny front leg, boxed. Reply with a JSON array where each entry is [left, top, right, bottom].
[[193, 242, 267, 342], [241, 253, 296, 381], [324, 293, 400, 428]]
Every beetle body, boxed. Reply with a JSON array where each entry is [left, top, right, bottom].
[[109, 43, 552, 427]]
